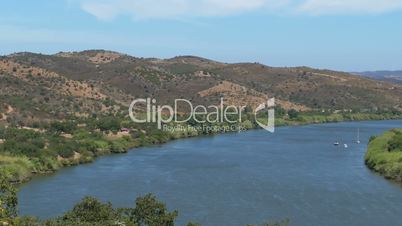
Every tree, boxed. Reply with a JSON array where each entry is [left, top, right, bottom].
[[43, 194, 178, 226], [49, 121, 76, 134], [275, 106, 286, 118], [0, 175, 18, 221], [130, 193, 178, 226], [287, 109, 299, 120], [96, 117, 121, 132], [50, 196, 118, 226]]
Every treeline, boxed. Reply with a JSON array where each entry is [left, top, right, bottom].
[[0, 114, 181, 182]]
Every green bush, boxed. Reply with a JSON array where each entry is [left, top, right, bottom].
[[387, 131, 402, 152], [44, 194, 178, 226], [0, 174, 18, 219], [95, 117, 121, 132], [49, 121, 77, 134], [287, 109, 299, 119]]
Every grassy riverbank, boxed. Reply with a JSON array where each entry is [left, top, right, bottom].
[[1, 111, 401, 183], [365, 128, 402, 182], [0, 117, 180, 183]]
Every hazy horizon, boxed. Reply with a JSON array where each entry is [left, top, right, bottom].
[[2, 48, 402, 73]]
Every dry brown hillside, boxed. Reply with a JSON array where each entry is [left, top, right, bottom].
[[1, 50, 401, 126]]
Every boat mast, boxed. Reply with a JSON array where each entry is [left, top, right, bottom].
[[357, 128, 360, 144]]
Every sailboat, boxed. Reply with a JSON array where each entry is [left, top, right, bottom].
[[344, 143, 348, 148], [356, 128, 361, 144], [334, 141, 340, 146]]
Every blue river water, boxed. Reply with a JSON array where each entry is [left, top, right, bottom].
[[18, 120, 402, 225]]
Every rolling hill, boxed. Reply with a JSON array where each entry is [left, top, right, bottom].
[[1, 50, 402, 126]]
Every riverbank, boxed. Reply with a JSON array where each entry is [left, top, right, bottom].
[[17, 119, 402, 226], [1, 112, 401, 183], [365, 128, 402, 183]]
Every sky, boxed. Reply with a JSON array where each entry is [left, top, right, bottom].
[[1, 0, 402, 71]]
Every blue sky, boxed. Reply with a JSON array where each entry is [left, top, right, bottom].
[[1, 0, 402, 71]]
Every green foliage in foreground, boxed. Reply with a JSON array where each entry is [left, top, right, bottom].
[[43, 194, 178, 226], [0, 175, 17, 220], [2, 193, 178, 225], [0, 177, 288, 226], [0, 174, 180, 226], [365, 128, 402, 182]]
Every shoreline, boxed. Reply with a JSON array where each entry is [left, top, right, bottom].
[[12, 114, 402, 185], [365, 128, 402, 183]]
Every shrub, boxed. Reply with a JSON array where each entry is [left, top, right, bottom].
[[49, 121, 77, 134], [0, 175, 18, 219], [60, 197, 118, 224], [96, 117, 121, 132], [287, 109, 299, 119]]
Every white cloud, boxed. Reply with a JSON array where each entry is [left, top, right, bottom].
[[80, 0, 286, 20], [299, 0, 402, 15], [78, 0, 402, 20]]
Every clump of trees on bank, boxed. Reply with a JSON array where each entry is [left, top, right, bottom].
[[365, 128, 402, 182]]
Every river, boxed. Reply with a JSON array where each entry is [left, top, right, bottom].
[[18, 120, 402, 226]]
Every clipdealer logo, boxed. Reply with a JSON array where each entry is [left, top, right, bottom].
[[129, 98, 275, 132]]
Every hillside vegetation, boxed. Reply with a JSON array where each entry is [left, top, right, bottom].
[[365, 129, 402, 182], [1, 50, 401, 125]]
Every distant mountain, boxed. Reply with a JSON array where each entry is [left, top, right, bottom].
[[1, 50, 402, 126], [355, 71, 402, 84]]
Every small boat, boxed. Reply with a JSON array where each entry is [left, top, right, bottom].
[[344, 144, 348, 148], [356, 128, 361, 144], [334, 142, 340, 146]]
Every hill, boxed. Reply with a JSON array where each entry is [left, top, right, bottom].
[[355, 70, 402, 84], [1, 50, 401, 127]]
